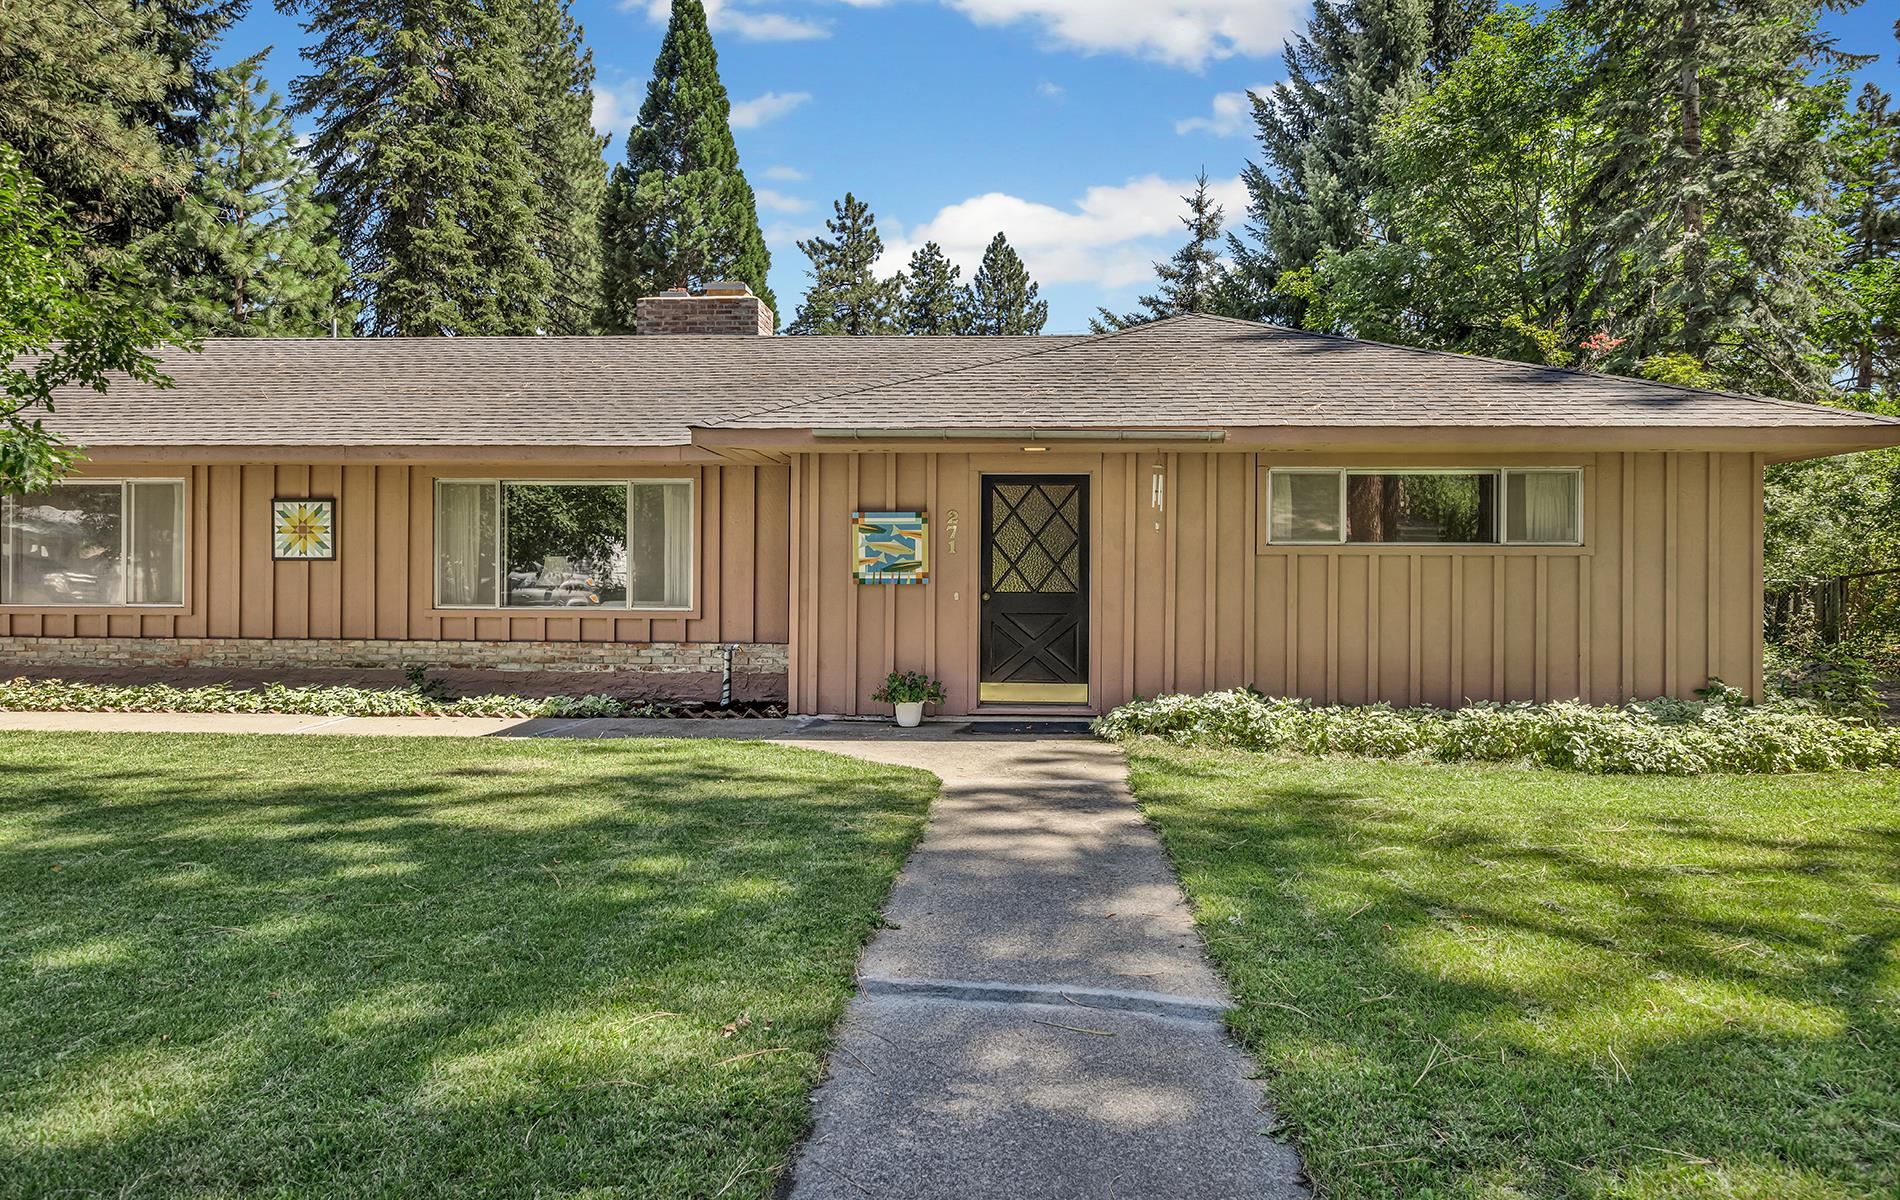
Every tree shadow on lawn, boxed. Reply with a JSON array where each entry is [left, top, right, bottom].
[[1127, 749, 1900, 1200], [0, 733, 936, 1199]]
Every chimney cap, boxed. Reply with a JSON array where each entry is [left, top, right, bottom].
[[703, 279, 753, 297]]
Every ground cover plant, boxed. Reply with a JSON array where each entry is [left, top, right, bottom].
[[1127, 744, 1900, 1200], [0, 676, 716, 720], [0, 732, 936, 1198], [1096, 689, 1900, 775]]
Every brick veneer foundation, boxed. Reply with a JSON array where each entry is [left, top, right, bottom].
[[0, 637, 788, 702]]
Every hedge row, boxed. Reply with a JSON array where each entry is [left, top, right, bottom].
[[1094, 689, 1900, 775], [0, 677, 670, 720]]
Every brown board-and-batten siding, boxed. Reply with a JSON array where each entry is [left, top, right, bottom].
[[0, 462, 790, 647], [788, 449, 1764, 715]]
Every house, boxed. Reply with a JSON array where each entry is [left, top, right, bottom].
[[7, 283, 1899, 716]]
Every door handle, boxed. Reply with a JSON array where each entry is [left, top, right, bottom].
[[981, 592, 991, 601]]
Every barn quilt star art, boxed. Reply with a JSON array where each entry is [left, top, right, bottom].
[[272, 499, 336, 560], [853, 512, 928, 584]]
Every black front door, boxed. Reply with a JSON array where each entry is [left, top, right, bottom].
[[980, 476, 1089, 704]]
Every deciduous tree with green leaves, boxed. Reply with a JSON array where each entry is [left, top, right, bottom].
[[144, 57, 349, 336], [1282, 9, 1606, 364], [962, 232, 1047, 336], [1, 145, 180, 493], [1093, 171, 1234, 332], [786, 193, 902, 335], [902, 241, 965, 335], [599, 0, 774, 331]]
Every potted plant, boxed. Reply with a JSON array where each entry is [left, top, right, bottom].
[[872, 671, 946, 728]]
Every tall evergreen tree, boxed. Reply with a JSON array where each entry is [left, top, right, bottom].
[[1822, 81, 1900, 396], [599, 0, 774, 331], [963, 232, 1048, 336], [285, 0, 553, 335], [1231, 0, 1493, 324], [0, 0, 188, 247], [786, 193, 902, 335], [902, 241, 965, 335], [524, 0, 608, 334], [145, 57, 349, 336], [1566, 0, 1843, 395], [1093, 171, 1232, 331]]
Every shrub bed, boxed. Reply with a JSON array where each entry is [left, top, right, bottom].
[[1094, 689, 1900, 775], [0, 676, 741, 720]]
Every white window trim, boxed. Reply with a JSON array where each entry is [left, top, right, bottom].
[[1, 477, 188, 608], [433, 477, 697, 613], [1265, 467, 1584, 548]]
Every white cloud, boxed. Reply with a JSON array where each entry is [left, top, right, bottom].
[[941, 0, 1301, 69], [877, 173, 1249, 290], [728, 90, 813, 129], [1036, 80, 1065, 98], [1175, 85, 1268, 137], [635, 0, 828, 42], [763, 164, 810, 181], [591, 83, 641, 137], [754, 187, 810, 213]]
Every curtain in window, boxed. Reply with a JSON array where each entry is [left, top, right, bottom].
[[436, 483, 498, 607], [1507, 472, 1579, 543], [127, 482, 185, 604], [629, 481, 692, 608]]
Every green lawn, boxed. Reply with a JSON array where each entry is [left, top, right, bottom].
[[0, 732, 936, 1199], [1126, 744, 1900, 1200]]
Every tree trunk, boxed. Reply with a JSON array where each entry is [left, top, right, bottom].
[[1678, 4, 1709, 357]]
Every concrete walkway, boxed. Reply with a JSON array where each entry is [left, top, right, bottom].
[[772, 731, 1310, 1200], [0, 713, 1309, 1196]]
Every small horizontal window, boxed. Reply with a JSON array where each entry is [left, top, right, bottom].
[[1348, 472, 1496, 544], [435, 479, 694, 610], [1267, 468, 1582, 546], [2, 480, 185, 605]]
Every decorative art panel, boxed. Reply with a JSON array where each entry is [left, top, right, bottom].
[[272, 498, 337, 561], [852, 511, 929, 584]]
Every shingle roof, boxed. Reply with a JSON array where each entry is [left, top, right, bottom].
[[43, 333, 1076, 447], [713, 315, 1900, 431], [42, 314, 1900, 450]]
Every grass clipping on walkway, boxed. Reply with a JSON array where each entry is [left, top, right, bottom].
[[1127, 744, 1900, 1200], [0, 732, 936, 1198]]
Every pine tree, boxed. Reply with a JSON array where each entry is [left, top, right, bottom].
[[524, 0, 608, 334], [1094, 171, 1231, 331], [1569, 0, 1843, 394], [1231, 0, 1493, 323], [286, 0, 553, 335], [145, 58, 349, 336], [902, 241, 965, 335], [599, 0, 775, 331], [963, 233, 1048, 336], [1830, 82, 1900, 396], [0, 0, 188, 247], [786, 193, 902, 335]]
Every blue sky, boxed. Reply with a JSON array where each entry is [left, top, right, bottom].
[[233, 0, 1899, 333]]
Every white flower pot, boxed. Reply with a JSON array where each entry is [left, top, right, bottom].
[[894, 701, 924, 728]]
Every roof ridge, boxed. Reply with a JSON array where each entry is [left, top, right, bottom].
[[707, 324, 1138, 427], [1176, 313, 1900, 423]]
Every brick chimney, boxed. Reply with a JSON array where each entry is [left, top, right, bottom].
[[635, 280, 775, 335]]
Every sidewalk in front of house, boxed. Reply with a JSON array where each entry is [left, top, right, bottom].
[[0, 712, 1310, 1197]]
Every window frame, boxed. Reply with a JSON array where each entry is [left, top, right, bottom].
[[1265, 467, 1584, 548], [0, 477, 189, 609], [432, 476, 697, 613]]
